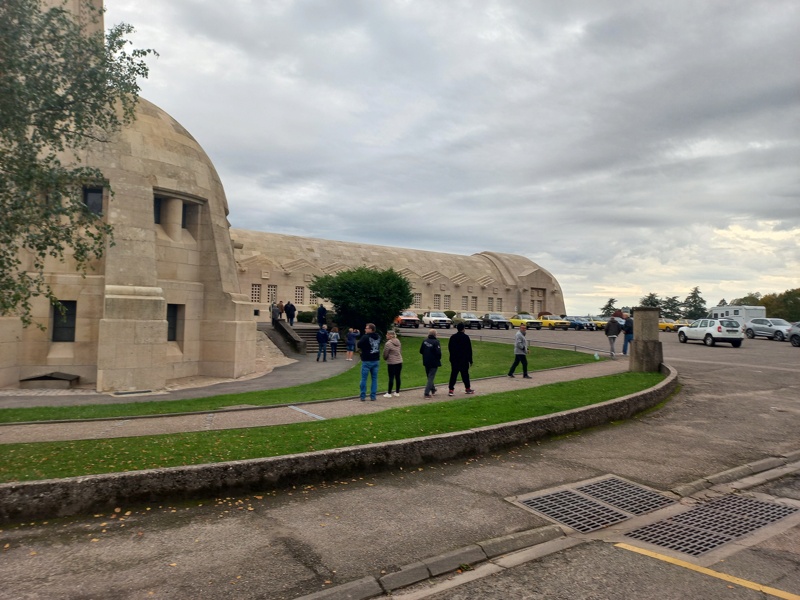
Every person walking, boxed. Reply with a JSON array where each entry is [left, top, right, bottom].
[[622, 313, 634, 356], [508, 324, 532, 378], [284, 301, 296, 326], [448, 322, 475, 396], [345, 328, 357, 361], [357, 324, 381, 401], [271, 303, 281, 328], [277, 300, 285, 319], [605, 315, 622, 357], [420, 329, 442, 398], [316, 303, 327, 327], [316, 324, 329, 362], [329, 327, 340, 359], [382, 331, 403, 397]]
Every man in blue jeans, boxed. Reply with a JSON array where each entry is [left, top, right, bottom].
[[622, 313, 634, 356], [357, 323, 381, 401]]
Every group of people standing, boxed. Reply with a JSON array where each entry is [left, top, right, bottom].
[[271, 300, 297, 327]]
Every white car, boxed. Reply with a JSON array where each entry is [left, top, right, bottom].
[[678, 318, 744, 348], [422, 311, 452, 328], [744, 318, 793, 341]]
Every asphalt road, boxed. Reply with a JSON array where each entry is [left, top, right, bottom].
[[0, 329, 798, 600]]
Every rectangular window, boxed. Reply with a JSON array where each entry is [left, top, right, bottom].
[[295, 286, 305, 304], [433, 294, 441, 309], [51, 300, 77, 342], [250, 284, 261, 303], [461, 296, 468, 310], [166, 304, 179, 341], [153, 196, 163, 224], [443, 295, 451, 310], [267, 285, 277, 304], [497, 298, 503, 311], [470, 296, 478, 311], [309, 291, 318, 306], [413, 293, 422, 309], [487, 297, 494, 311], [83, 186, 103, 215]]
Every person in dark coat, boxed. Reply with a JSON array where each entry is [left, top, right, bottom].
[[448, 322, 475, 396], [316, 304, 327, 326], [605, 315, 622, 357], [419, 329, 442, 398], [316, 324, 329, 362], [284, 301, 296, 326]]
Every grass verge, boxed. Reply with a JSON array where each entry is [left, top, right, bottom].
[[0, 338, 597, 423], [0, 371, 662, 483]]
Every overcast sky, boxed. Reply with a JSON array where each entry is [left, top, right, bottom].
[[105, 0, 799, 316]]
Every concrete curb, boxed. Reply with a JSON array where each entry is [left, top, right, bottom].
[[0, 365, 678, 523]]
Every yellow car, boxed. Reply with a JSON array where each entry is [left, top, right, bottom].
[[586, 316, 606, 330], [658, 318, 680, 332], [509, 314, 543, 330], [539, 315, 570, 330]]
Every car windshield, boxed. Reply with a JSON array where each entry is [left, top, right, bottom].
[[430, 312, 446, 317], [770, 319, 791, 326], [461, 313, 477, 319], [488, 314, 504, 319], [401, 311, 416, 317]]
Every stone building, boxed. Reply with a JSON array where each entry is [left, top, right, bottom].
[[231, 230, 566, 319]]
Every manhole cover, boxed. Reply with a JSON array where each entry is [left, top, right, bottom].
[[577, 477, 675, 515], [625, 495, 798, 556], [520, 489, 631, 533]]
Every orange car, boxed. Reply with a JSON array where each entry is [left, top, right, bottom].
[[394, 310, 420, 328]]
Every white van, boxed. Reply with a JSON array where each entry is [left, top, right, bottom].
[[708, 305, 765, 324]]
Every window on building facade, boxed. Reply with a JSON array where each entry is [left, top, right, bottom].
[[250, 284, 261, 303], [461, 296, 468, 310], [487, 297, 494, 311], [470, 296, 478, 311], [295, 286, 305, 304], [51, 300, 77, 342], [443, 295, 451, 310], [413, 293, 421, 308], [309, 291, 318, 306], [153, 196, 163, 224], [166, 303, 181, 342], [267, 285, 277, 304], [433, 294, 441, 309], [497, 298, 503, 311], [83, 186, 103, 215]]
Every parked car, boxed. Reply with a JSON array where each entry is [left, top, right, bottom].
[[565, 316, 596, 331], [658, 318, 680, 332], [539, 315, 570, 330], [790, 322, 800, 347], [422, 311, 452, 328], [508, 314, 543, 329], [394, 310, 420, 328], [451, 312, 482, 329], [586, 316, 606, 330], [673, 318, 694, 328], [481, 313, 511, 329], [678, 318, 744, 347], [744, 318, 793, 341]]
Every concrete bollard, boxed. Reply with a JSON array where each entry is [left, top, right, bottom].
[[630, 307, 663, 372]]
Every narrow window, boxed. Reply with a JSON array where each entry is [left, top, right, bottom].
[[461, 296, 468, 310], [470, 296, 478, 311], [295, 286, 305, 304], [413, 293, 422, 309], [83, 186, 103, 215], [443, 295, 451, 310], [250, 284, 262, 303], [433, 294, 441, 309], [166, 304, 179, 342], [154, 196, 163, 224], [487, 297, 494, 311], [267, 285, 277, 304], [52, 300, 77, 342], [496, 297, 503, 311]]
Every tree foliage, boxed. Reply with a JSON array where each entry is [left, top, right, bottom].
[[309, 267, 413, 333], [0, 0, 155, 325], [682, 286, 707, 320], [599, 298, 618, 317], [638, 292, 662, 309], [660, 295, 682, 320], [731, 289, 800, 321]]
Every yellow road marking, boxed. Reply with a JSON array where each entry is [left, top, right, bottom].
[[615, 543, 800, 600]]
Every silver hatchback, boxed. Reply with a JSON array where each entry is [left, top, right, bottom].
[[744, 318, 793, 341]]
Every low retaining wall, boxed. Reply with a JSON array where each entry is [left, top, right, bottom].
[[0, 364, 677, 523]]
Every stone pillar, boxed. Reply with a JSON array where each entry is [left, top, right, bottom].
[[630, 306, 663, 372], [162, 197, 184, 241]]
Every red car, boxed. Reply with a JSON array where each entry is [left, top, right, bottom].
[[394, 310, 420, 328]]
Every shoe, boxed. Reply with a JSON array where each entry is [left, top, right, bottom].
[[323, 359, 327, 362], [360, 397, 366, 402], [383, 393, 393, 398], [508, 374, 515, 378], [424, 394, 432, 399], [448, 391, 454, 397], [316, 357, 319, 362], [523, 375, 532, 379], [370, 397, 376, 401], [465, 389, 475, 394], [393, 392, 399, 397]]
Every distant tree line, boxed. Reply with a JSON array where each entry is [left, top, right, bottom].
[[600, 287, 800, 321]]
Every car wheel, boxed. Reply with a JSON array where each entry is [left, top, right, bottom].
[[549, 325, 554, 330], [678, 332, 687, 343], [774, 331, 784, 341], [447, 324, 451, 329], [745, 329, 755, 339], [704, 334, 715, 347], [415, 323, 419, 328], [731, 340, 742, 348], [791, 335, 800, 347]]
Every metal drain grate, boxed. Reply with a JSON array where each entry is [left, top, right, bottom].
[[520, 489, 630, 533], [625, 495, 798, 556], [577, 477, 675, 515]]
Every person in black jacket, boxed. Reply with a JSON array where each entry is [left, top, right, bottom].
[[316, 324, 329, 362], [448, 322, 475, 396], [284, 301, 296, 326], [605, 316, 622, 357], [420, 329, 442, 399]]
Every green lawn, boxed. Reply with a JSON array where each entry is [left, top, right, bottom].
[[0, 372, 663, 483], [0, 337, 598, 423]]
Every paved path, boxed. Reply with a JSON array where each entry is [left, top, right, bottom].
[[0, 359, 629, 444]]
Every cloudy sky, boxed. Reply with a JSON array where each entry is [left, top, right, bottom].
[[105, 0, 799, 316]]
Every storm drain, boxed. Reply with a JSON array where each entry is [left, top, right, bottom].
[[517, 476, 675, 533], [625, 495, 798, 556]]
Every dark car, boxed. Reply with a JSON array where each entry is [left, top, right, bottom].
[[565, 316, 596, 331], [481, 313, 510, 329]]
